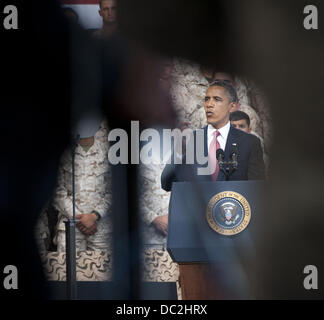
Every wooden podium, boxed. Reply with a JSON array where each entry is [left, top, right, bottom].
[[167, 181, 264, 300], [178, 263, 225, 300]]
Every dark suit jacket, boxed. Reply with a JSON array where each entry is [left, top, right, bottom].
[[161, 125, 265, 191]]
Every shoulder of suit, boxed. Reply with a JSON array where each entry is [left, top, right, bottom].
[[231, 126, 261, 144]]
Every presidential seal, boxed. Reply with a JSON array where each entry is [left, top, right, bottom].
[[206, 191, 251, 236]]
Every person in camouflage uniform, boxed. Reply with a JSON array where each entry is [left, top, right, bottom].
[[53, 120, 112, 252], [140, 162, 170, 245]]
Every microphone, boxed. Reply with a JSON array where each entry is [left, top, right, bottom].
[[230, 143, 239, 170], [216, 148, 225, 170]]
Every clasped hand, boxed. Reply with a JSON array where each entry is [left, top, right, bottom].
[[76, 213, 98, 236]]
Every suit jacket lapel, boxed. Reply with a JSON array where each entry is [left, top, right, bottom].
[[216, 125, 234, 181], [224, 125, 239, 161]]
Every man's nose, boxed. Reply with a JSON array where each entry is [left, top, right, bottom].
[[206, 101, 214, 109]]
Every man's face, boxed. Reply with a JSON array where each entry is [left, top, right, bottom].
[[99, 0, 117, 25], [230, 119, 251, 133], [204, 86, 236, 129]]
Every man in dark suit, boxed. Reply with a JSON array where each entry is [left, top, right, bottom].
[[161, 80, 265, 191]]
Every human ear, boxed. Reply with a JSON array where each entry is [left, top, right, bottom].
[[230, 102, 238, 112]]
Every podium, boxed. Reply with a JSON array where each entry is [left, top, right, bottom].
[[167, 181, 265, 299]]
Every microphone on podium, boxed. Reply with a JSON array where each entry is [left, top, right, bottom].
[[230, 143, 239, 170], [216, 148, 225, 171]]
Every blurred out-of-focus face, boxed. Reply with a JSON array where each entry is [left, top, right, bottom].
[[99, 0, 117, 25], [213, 72, 235, 87], [230, 119, 251, 133], [204, 86, 236, 129], [160, 60, 174, 81]]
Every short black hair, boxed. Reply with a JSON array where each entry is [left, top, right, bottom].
[[209, 80, 239, 103], [230, 110, 250, 126]]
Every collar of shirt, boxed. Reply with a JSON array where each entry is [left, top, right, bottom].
[[75, 121, 108, 156], [207, 121, 231, 151]]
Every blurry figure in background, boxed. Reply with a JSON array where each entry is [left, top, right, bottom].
[[200, 65, 215, 83], [94, 0, 117, 38], [230, 110, 251, 133], [159, 58, 174, 84], [140, 57, 175, 240], [139, 147, 180, 285], [62, 7, 79, 24], [137, 57, 179, 285], [53, 119, 112, 252], [170, 59, 210, 129]]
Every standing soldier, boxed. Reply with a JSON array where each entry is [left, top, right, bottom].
[[53, 119, 112, 252]]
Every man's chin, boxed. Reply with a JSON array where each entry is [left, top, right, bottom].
[[207, 119, 216, 127]]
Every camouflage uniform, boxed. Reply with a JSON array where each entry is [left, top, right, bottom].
[[53, 121, 112, 252], [139, 163, 180, 284], [139, 163, 170, 246]]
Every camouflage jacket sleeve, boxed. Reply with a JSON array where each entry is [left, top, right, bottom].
[[93, 192, 111, 219], [92, 150, 112, 219], [141, 196, 160, 226], [140, 164, 170, 226]]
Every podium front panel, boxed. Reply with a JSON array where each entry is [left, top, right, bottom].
[[167, 181, 265, 263]]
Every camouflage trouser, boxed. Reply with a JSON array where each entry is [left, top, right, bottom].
[[54, 219, 111, 252]]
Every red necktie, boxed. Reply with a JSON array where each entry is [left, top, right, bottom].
[[209, 130, 220, 181]]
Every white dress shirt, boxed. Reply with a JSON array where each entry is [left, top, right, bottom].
[[207, 121, 231, 152]]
